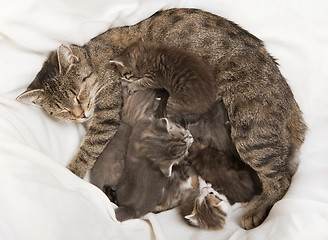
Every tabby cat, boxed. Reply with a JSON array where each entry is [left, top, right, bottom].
[[109, 41, 217, 124], [17, 8, 307, 229]]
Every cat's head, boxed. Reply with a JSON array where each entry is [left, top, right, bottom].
[[109, 59, 135, 80], [17, 44, 99, 123], [184, 183, 229, 230], [137, 118, 193, 177], [109, 41, 147, 79]]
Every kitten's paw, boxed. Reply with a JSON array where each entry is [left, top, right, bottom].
[[127, 84, 139, 95], [241, 205, 268, 230]]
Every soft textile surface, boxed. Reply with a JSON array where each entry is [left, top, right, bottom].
[[1, 0, 327, 239]]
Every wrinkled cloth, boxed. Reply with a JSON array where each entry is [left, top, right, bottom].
[[0, 0, 327, 239]]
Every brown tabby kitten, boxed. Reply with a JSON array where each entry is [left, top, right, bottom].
[[109, 41, 217, 124], [17, 8, 307, 229]]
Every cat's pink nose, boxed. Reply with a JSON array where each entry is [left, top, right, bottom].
[[78, 112, 86, 119], [73, 109, 86, 119]]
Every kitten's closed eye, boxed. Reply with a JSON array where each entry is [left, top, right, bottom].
[[123, 72, 134, 79]]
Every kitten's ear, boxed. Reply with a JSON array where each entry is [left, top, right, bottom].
[[109, 59, 125, 68], [159, 118, 170, 133], [159, 162, 174, 177], [152, 97, 161, 112], [57, 44, 79, 74], [110, 59, 127, 76], [184, 212, 199, 227], [16, 89, 44, 106], [217, 201, 230, 214]]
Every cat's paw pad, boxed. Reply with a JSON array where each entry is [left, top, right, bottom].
[[241, 206, 268, 230]]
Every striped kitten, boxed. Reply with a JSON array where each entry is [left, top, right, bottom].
[[109, 41, 217, 124], [180, 177, 246, 230]]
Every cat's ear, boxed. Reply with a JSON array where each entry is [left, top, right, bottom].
[[109, 59, 127, 76], [152, 97, 161, 112], [109, 59, 125, 68], [159, 162, 174, 177], [184, 212, 199, 226], [159, 118, 171, 133], [16, 89, 44, 106], [57, 44, 79, 74], [216, 201, 230, 214]]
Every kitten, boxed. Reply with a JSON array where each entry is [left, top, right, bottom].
[[188, 140, 262, 204], [17, 8, 307, 229], [109, 41, 217, 124], [180, 177, 246, 230], [92, 81, 193, 221], [114, 110, 194, 221], [187, 100, 262, 204], [90, 80, 163, 198]]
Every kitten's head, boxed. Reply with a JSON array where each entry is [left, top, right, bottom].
[[109, 41, 149, 79], [137, 118, 193, 177], [17, 45, 99, 122], [184, 183, 229, 230], [109, 58, 136, 80]]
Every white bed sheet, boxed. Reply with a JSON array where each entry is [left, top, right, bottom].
[[1, 0, 328, 239]]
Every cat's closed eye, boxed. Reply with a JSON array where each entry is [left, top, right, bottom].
[[74, 96, 81, 104]]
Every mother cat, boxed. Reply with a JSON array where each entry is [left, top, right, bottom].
[[17, 8, 306, 229]]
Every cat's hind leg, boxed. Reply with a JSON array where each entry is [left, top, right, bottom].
[[230, 105, 296, 229]]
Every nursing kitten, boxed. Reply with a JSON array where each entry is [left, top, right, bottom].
[[90, 82, 163, 200], [187, 100, 262, 204], [109, 41, 217, 124], [17, 8, 307, 229], [180, 177, 245, 230], [188, 140, 262, 204], [114, 102, 194, 221]]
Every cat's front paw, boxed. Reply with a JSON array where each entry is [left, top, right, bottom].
[[241, 204, 269, 230], [67, 162, 87, 179]]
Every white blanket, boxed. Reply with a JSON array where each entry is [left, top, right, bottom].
[[1, 0, 328, 239]]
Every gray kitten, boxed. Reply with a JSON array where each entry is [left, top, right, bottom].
[[112, 91, 194, 221], [109, 41, 217, 124], [17, 8, 307, 229], [187, 100, 262, 204]]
